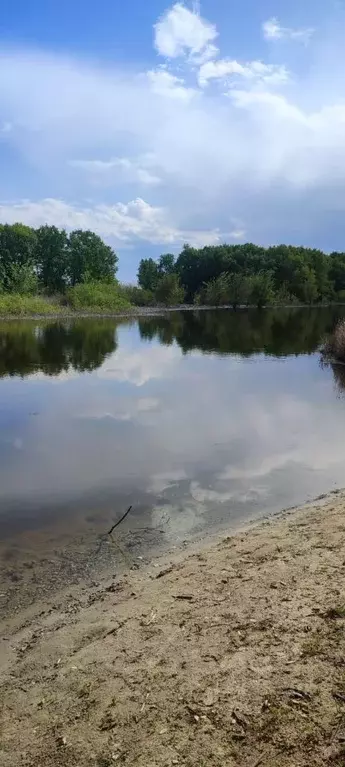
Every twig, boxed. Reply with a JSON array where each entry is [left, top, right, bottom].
[[107, 505, 132, 535]]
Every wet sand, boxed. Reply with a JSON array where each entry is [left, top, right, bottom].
[[1, 492, 345, 766]]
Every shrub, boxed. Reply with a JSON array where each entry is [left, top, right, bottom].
[[67, 280, 131, 312], [0, 294, 61, 316], [323, 320, 345, 362], [121, 284, 155, 306], [154, 274, 185, 306]]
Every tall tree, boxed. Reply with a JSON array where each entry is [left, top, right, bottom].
[[158, 253, 176, 276], [0, 224, 37, 292], [137, 258, 159, 291], [35, 226, 68, 293], [68, 230, 117, 286]]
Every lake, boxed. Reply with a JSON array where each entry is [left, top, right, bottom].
[[1, 307, 345, 602]]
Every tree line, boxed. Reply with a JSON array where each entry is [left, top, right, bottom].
[[3, 223, 345, 309], [137, 244, 345, 307], [0, 224, 117, 294]]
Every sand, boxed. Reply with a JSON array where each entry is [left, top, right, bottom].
[[1, 493, 345, 766]]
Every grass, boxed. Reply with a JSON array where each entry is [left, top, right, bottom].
[[0, 281, 133, 317], [0, 294, 62, 316], [323, 320, 345, 362], [66, 280, 132, 312]]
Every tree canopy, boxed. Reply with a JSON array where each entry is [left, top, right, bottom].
[[0, 223, 118, 295], [137, 243, 345, 307]]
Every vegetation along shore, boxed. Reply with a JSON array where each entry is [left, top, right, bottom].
[[2, 492, 345, 766], [2, 223, 345, 315]]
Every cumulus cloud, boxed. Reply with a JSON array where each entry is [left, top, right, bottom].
[[154, 2, 217, 59], [262, 17, 314, 44], [0, 2, 345, 259], [147, 69, 196, 101], [0, 197, 222, 245]]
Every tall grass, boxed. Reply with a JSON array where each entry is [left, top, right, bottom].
[[67, 280, 131, 312], [0, 294, 62, 316], [323, 320, 345, 361]]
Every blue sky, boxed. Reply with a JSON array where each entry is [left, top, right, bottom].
[[1, 0, 345, 280]]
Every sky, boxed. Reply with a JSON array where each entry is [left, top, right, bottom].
[[1, 0, 345, 281]]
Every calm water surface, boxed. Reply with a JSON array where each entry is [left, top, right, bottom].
[[1, 307, 345, 548]]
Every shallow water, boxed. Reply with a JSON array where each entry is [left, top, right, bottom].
[[1, 307, 345, 551]]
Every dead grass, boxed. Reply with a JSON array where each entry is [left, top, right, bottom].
[[323, 320, 345, 362]]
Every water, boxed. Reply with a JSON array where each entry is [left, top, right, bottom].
[[1, 307, 345, 559]]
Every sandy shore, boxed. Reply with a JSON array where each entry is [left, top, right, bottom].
[[1, 493, 345, 766]]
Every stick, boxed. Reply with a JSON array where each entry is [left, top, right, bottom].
[[107, 505, 132, 536]]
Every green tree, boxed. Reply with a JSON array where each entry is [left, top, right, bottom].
[[249, 272, 275, 309], [138, 258, 159, 291], [5, 262, 38, 294], [68, 230, 117, 286], [158, 253, 176, 276], [228, 274, 251, 309], [36, 226, 68, 293], [0, 224, 37, 292], [155, 273, 184, 305]]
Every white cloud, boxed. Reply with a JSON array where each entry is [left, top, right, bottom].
[[0, 197, 222, 247], [154, 2, 217, 59], [1, 3, 345, 257], [147, 69, 196, 101], [262, 17, 314, 44], [199, 58, 289, 87], [70, 155, 161, 186]]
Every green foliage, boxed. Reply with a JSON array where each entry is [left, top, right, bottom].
[[203, 273, 231, 305], [158, 253, 176, 276], [68, 230, 118, 286], [67, 280, 131, 312], [0, 294, 61, 316], [121, 284, 155, 306], [137, 258, 159, 291], [0, 223, 37, 291], [249, 272, 275, 309], [154, 273, 184, 306], [3, 262, 38, 295], [36, 225, 68, 293]]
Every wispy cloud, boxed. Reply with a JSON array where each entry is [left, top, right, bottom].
[[198, 58, 289, 87], [262, 17, 314, 44], [70, 155, 161, 186]]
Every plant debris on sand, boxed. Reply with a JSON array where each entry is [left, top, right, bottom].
[[2, 494, 345, 766]]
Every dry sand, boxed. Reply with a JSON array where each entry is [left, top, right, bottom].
[[1, 493, 345, 766]]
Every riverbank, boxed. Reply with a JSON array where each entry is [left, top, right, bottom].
[[1, 493, 345, 766], [0, 299, 344, 321]]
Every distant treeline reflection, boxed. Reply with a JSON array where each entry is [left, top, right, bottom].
[[0, 319, 119, 377], [138, 307, 344, 357], [1, 308, 345, 379]]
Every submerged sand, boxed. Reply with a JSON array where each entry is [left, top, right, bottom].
[[1, 493, 345, 766]]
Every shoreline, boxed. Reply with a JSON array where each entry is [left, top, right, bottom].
[[0, 301, 344, 322], [2, 491, 345, 766]]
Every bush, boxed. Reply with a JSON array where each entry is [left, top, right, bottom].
[[0, 294, 61, 316], [67, 280, 131, 312], [5, 262, 38, 295], [154, 274, 184, 306], [323, 320, 345, 362], [121, 284, 155, 306]]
